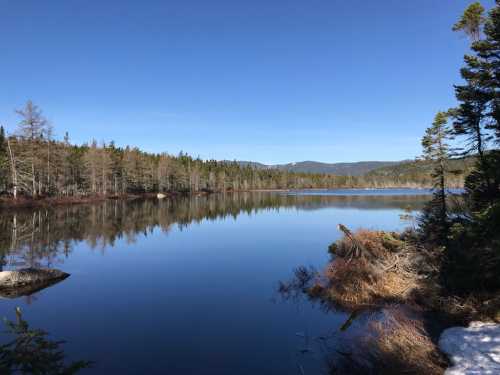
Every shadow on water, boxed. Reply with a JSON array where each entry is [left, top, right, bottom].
[[0, 308, 92, 374]]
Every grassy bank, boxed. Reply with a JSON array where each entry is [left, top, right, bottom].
[[280, 228, 500, 374]]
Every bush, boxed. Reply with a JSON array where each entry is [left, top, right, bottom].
[[319, 230, 423, 310]]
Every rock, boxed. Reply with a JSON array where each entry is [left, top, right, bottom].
[[0, 268, 69, 290], [439, 321, 500, 374], [157, 193, 166, 199]]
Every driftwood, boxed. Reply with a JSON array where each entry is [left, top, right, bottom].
[[0, 268, 69, 298]]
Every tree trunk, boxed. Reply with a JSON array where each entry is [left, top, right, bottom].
[[6, 138, 18, 199]]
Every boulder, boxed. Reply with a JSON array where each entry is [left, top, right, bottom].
[[0, 268, 70, 297]]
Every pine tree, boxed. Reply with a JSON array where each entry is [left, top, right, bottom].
[[419, 112, 452, 245], [451, 1, 500, 210], [442, 1, 500, 293], [452, 2, 485, 41]]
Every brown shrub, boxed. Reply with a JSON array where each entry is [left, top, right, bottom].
[[323, 230, 420, 310], [434, 293, 500, 324], [329, 229, 404, 259]]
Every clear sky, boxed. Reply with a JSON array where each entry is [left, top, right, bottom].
[[1, 0, 493, 164]]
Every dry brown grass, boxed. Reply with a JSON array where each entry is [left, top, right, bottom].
[[330, 306, 448, 375], [279, 229, 469, 374], [367, 307, 447, 374], [434, 294, 500, 324], [320, 230, 421, 310], [279, 228, 499, 374]]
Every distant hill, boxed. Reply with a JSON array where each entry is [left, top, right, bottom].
[[362, 156, 476, 188], [234, 160, 402, 176], [365, 157, 475, 179]]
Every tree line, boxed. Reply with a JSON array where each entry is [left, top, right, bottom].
[[0, 104, 360, 199], [0, 102, 469, 200]]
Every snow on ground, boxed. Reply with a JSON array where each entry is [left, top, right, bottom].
[[439, 321, 500, 374]]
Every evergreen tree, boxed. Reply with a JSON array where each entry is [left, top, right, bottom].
[[419, 112, 452, 245], [451, 1, 500, 209], [0, 308, 91, 374], [452, 2, 485, 41], [441, 1, 500, 293]]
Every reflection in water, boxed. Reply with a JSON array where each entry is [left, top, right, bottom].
[[0, 193, 428, 273], [0, 308, 92, 374], [0, 269, 69, 300], [0, 191, 431, 374]]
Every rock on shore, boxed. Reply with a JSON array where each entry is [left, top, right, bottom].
[[0, 268, 69, 289]]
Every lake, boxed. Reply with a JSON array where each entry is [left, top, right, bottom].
[[0, 190, 430, 374]]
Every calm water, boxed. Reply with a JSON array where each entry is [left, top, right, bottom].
[[0, 190, 429, 374]]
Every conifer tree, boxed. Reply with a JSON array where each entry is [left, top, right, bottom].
[[452, 2, 485, 41], [452, 0, 500, 209], [419, 112, 452, 244], [442, 1, 500, 292]]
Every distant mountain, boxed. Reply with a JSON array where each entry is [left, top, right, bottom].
[[233, 160, 403, 176]]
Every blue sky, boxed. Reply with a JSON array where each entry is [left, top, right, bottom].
[[1, 0, 493, 164]]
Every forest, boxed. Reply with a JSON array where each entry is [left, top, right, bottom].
[[0, 104, 470, 201]]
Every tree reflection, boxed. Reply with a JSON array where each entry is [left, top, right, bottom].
[[0, 193, 428, 270]]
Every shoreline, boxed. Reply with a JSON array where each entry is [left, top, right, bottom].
[[0, 186, 461, 209], [280, 228, 500, 373], [0, 192, 169, 209]]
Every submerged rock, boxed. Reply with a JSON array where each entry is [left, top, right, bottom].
[[439, 321, 500, 374], [0, 268, 70, 298]]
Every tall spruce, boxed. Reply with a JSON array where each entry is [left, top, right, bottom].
[[441, 1, 500, 293], [452, 1, 500, 209], [419, 112, 452, 245], [452, 2, 485, 41]]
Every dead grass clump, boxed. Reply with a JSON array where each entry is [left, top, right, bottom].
[[367, 307, 447, 374], [435, 294, 500, 324], [328, 229, 403, 259], [324, 230, 420, 310], [330, 306, 448, 375]]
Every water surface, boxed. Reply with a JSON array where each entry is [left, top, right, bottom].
[[0, 191, 429, 374]]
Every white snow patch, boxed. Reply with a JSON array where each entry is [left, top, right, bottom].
[[439, 321, 500, 374]]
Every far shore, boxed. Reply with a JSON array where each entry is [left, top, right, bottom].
[[0, 186, 461, 209]]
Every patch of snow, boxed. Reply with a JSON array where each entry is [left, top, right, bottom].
[[439, 321, 500, 374]]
